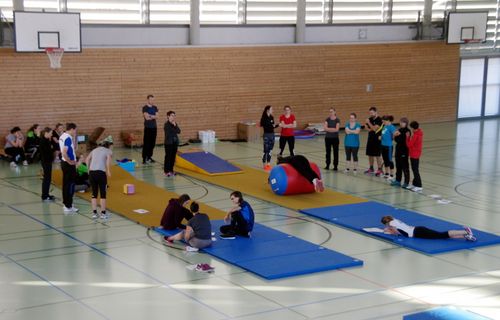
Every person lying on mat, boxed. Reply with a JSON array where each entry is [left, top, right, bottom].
[[220, 191, 255, 239], [381, 216, 476, 241], [164, 202, 212, 252], [277, 154, 324, 192], [160, 194, 193, 230]]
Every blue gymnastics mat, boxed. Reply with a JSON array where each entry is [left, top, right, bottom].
[[300, 202, 500, 254], [154, 220, 363, 280], [177, 151, 242, 174], [403, 307, 491, 319]]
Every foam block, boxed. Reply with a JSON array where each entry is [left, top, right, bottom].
[[123, 184, 135, 195], [300, 202, 500, 254]]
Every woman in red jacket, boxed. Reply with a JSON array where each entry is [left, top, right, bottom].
[[406, 121, 423, 192], [160, 194, 193, 230]]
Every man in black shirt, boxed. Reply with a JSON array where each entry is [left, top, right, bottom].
[[364, 106, 383, 176], [142, 94, 159, 164]]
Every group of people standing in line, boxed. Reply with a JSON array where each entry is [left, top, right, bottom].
[[260, 105, 424, 192]]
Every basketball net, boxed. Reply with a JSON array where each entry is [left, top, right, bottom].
[[45, 48, 64, 69]]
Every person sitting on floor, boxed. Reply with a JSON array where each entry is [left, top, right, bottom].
[[160, 194, 193, 230], [5, 126, 28, 167], [25, 124, 41, 163], [164, 202, 212, 251], [220, 191, 255, 239], [75, 156, 90, 193], [277, 154, 324, 192], [381, 215, 476, 241]]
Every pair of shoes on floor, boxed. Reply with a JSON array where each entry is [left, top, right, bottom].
[[91, 212, 109, 220], [391, 180, 401, 187], [195, 263, 215, 273], [411, 186, 423, 192], [42, 195, 56, 202], [464, 226, 477, 242], [63, 206, 79, 214], [220, 233, 236, 240]]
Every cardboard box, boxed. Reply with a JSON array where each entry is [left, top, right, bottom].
[[237, 122, 261, 142]]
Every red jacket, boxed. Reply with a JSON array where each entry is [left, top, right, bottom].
[[160, 199, 193, 230], [406, 129, 423, 159]]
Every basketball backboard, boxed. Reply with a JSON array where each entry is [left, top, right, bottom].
[[14, 11, 81, 52], [447, 11, 488, 44]]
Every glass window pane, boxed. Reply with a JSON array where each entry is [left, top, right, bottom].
[[67, 0, 141, 24], [332, 0, 384, 23], [0, 1, 14, 20], [24, 0, 59, 12], [150, 0, 190, 24], [246, 0, 298, 24], [201, 0, 239, 24], [306, 0, 329, 23], [458, 58, 485, 118], [392, 0, 425, 22], [485, 58, 500, 116]]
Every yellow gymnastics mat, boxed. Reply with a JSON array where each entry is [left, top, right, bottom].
[[175, 164, 367, 211], [52, 166, 227, 227]]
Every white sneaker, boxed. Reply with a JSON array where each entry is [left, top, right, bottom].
[[10, 162, 17, 167], [185, 246, 199, 252], [63, 206, 74, 213], [22, 160, 28, 166], [404, 184, 414, 190], [70, 206, 79, 212], [91, 212, 99, 219], [411, 187, 423, 193], [343, 169, 350, 174], [100, 213, 109, 220]]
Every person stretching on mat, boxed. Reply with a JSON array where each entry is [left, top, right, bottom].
[[160, 194, 193, 230], [277, 155, 325, 192], [381, 216, 476, 241], [220, 191, 255, 239], [165, 202, 212, 251]]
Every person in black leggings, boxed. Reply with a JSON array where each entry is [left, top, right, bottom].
[[86, 138, 113, 220], [277, 155, 324, 192], [260, 105, 279, 170], [381, 216, 476, 241]]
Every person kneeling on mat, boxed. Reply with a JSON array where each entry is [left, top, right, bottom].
[[277, 155, 324, 192], [381, 216, 476, 241], [160, 194, 193, 230], [165, 202, 212, 252], [220, 191, 255, 239]]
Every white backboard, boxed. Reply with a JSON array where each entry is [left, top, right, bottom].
[[447, 11, 488, 44], [14, 11, 81, 52]]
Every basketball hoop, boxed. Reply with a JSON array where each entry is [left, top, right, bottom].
[[45, 48, 64, 69]]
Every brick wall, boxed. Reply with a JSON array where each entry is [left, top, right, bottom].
[[0, 42, 459, 147]]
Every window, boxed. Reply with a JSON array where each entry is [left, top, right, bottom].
[[306, 0, 330, 23], [246, 0, 298, 24], [392, 0, 425, 22], [200, 0, 239, 24], [24, 0, 59, 12], [485, 57, 500, 116], [150, 0, 190, 24], [331, 0, 385, 23], [67, 0, 141, 24], [458, 58, 485, 118], [0, 1, 13, 20]]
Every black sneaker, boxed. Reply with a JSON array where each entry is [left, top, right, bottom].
[[149, 158, 156, 163], [333, 167, 338, 171], [220, 233, 236, 240], [324, 166, 330, 170], [42, 195, 55, 202]]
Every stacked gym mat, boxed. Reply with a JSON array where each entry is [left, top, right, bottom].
[[155, 220, 363, 280]]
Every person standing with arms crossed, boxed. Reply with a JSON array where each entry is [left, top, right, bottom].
[[164, 111, 181, 177], [278, 106, 296, 158], [59, 123, 78, 213], [324, 108, 340, 171], [364, 107, 384, 176], [142, 94, 159, 164]]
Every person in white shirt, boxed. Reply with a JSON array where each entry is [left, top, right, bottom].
[[59, 123, 78, 213], [381, 215, 476, 241]]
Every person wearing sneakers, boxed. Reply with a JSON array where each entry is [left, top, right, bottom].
[[260, 105, 279, 170], [220, 191, 255, 239], [59, 123, 79, 213], [381, 216, 476, 241], [165, 202, 212, 251], [86, 136, 113, 220], [278, 105, 296, 157], [142, 94, 159, 164], [392, 117, 410, 188], [344, 113, 361, 174], [406, 121, 424, 192], [4, 127, 28, 167], [39, 127, 56, 202], [163, 111, 181, 177], [277, 155, 325, 192], [380, 115, 396, 180], [160, 194, 193, 230], [324, 108, 341, 171], [364, 107, 383, 176]]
